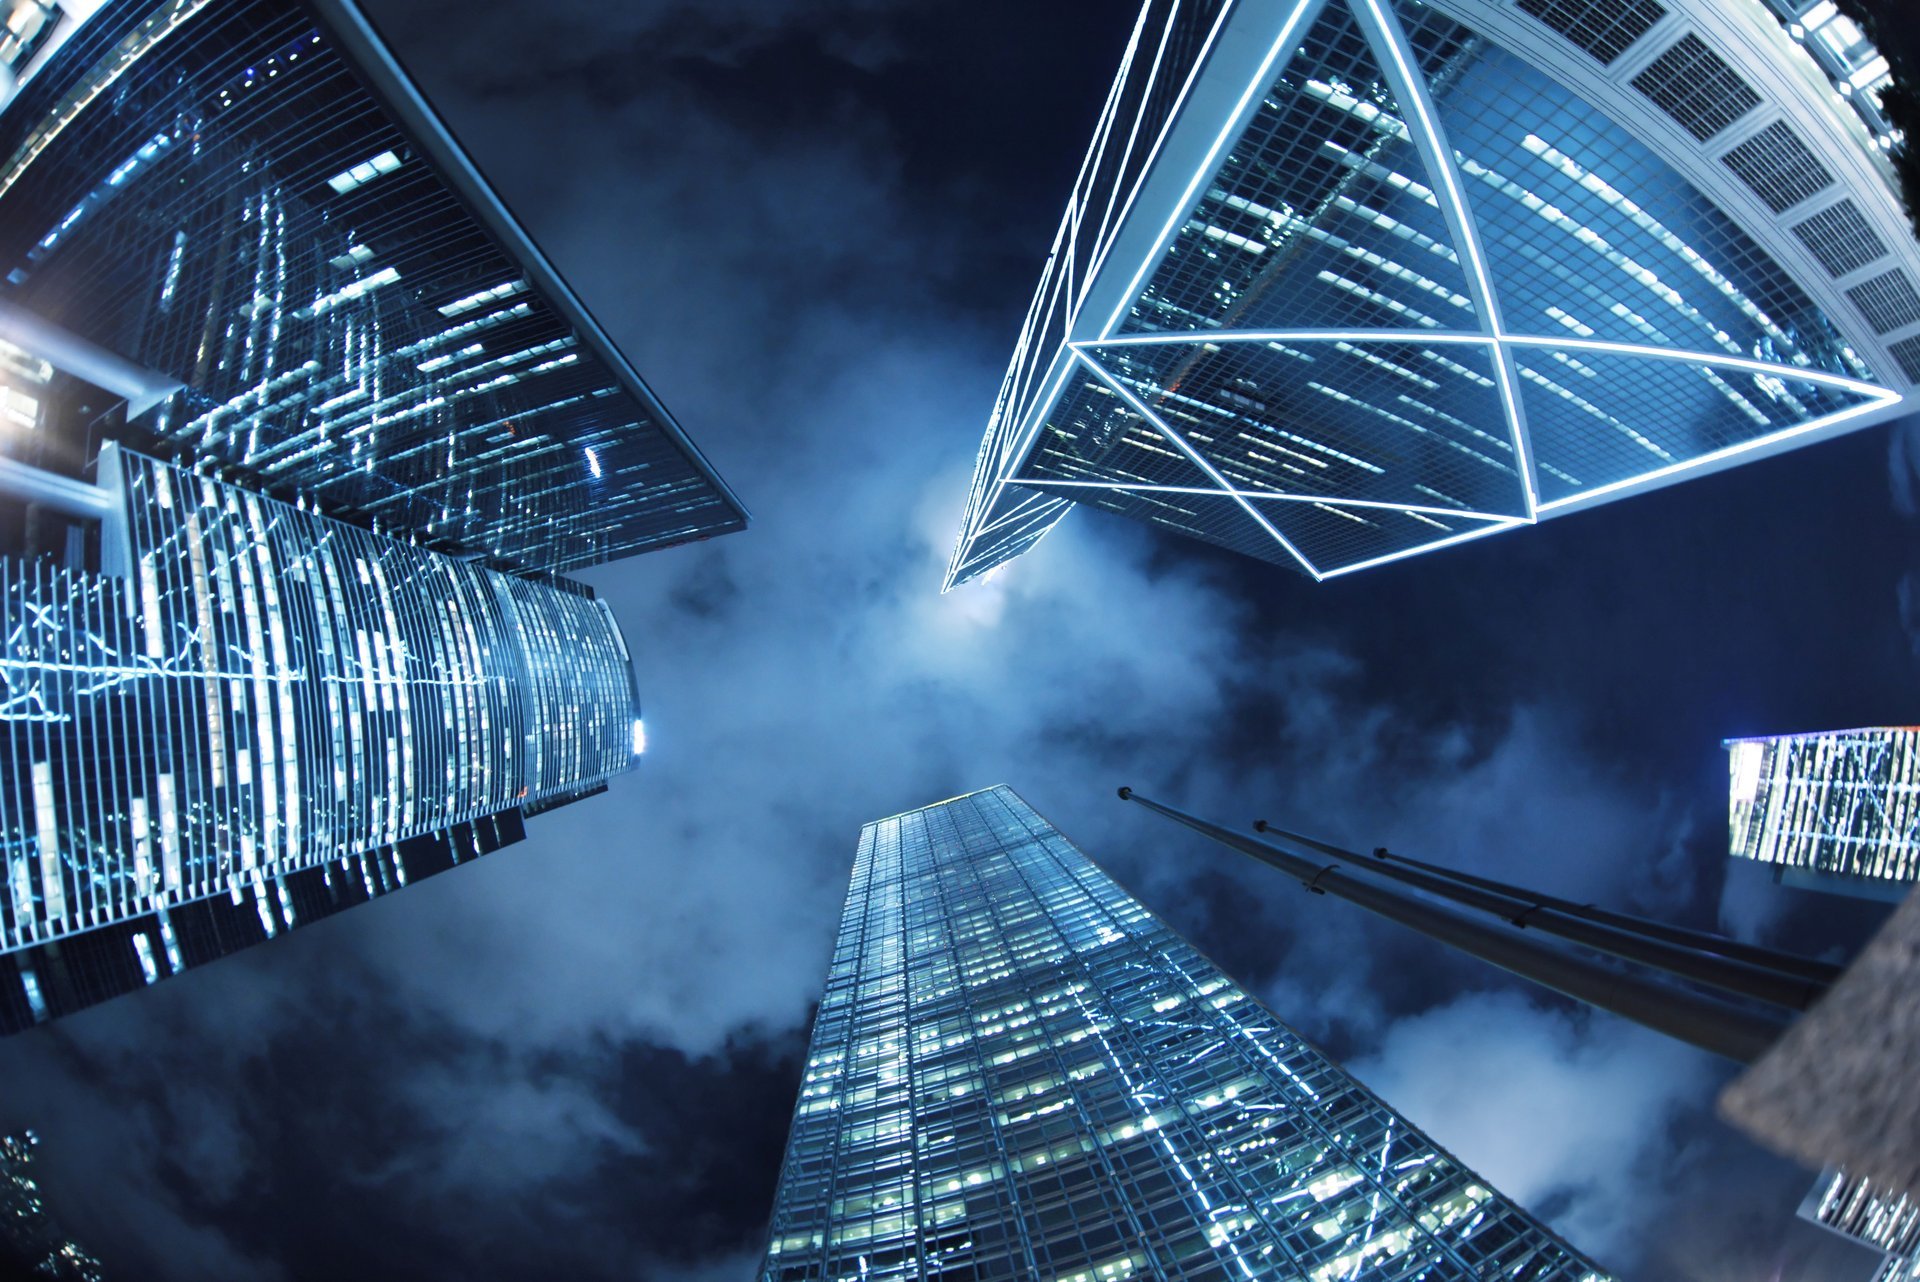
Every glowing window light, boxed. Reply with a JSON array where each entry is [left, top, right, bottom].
[[585, 447, 602, 479], [437, 279, 526, 318], [325, 149, 401, 195]]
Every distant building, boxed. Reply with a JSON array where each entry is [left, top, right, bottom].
[[760, 785, 1608, 1280], [1798, 1168, 1920, 1282], [1727, 728, 1920, 901], [0, 0, 749, 1029], [0, 1131, 104, 1281], [947, 0, 1914, 588]]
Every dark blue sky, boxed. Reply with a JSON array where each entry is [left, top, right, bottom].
[[0, 1, 1914, 1278]]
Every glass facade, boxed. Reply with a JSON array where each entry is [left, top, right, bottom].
[[0, 0, 746, 575], [0, 447, 640, 1033], [946, 0, 1910, 588], [1726, 727, 1920, 892], [761, 785, 1608, 1281]]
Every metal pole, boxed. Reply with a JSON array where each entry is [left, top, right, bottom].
[[1346, 834, 1844, 987], [1250, 819, 1831, 1011], [1118, 788, 1791, 1064]]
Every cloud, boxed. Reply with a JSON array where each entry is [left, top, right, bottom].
[[1346, 989, 1718, 1262]]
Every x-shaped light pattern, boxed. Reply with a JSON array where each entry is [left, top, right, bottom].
[[949, 0, 1904, 588]]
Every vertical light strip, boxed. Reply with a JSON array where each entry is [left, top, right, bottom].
[[1349, 0, 1539, 519]]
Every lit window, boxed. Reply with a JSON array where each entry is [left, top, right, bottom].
[[325, 150, 402, 195]]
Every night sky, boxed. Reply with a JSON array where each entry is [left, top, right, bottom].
[[1, 1, 1916, 1278]]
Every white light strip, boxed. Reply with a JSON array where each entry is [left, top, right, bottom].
[[1079, 0, 1243, 307], [1007, 477, 1509, 521], [1534, 396, 1902, 514], [1317, 516, 1524, 578], [1350, 0, 1537, 521], [1095, 0, 1327, 341], [1075, 349, 1322, 578], [1082, 329, 1488, 348], [1497, 335, 1895, 398]]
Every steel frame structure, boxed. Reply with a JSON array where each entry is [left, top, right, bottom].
[[945, 0, 1911, 589]]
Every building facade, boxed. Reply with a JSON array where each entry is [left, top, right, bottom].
[[761, 786, 1607, 1281], [946, 0, 1914, 588], [0, 445, 642, 1032], [1727, 727, 1920, 900], [1797, 1168, 1920, 1282], [0, 0, 743, 1028], [0, 0, 747, 575]]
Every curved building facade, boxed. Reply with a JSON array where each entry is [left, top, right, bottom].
[[947, 0, 1915, 587]]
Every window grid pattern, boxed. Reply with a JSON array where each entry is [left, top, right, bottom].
[[1790, 201, 1891, 279], [1727, 729, 1920, 885], [949, 0, 1894, 587], [1719, 121, 1836, 215], [0, 0, 744, 574], [0, 451, 639, 977], [761, 787, 1609, 1282], [1628, 33, 1761, 143], [1513, 0, 1666, 66], [1846, 269, 1920, 336], [1892, 335, 1920, 383]]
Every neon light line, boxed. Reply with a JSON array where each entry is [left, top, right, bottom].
[[1078, 329, 1488, 348], [1095, 0, 1329, 341], [1079, 0, 1245, 310], [1316, 516, 1524, 578], [1533, 397, 1902, 514], [1497, 335, 1897, 398], [1007, 477, 1510, 520], [1074, 350, 1322, 578], [1350, 0, 1537, 520]]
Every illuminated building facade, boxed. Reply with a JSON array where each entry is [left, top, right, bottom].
[[1797, 1168, 1920, 1282], [1727, 728, 1920, 900], [0, 445, 643, 1032], [0, 0, 746, 576], [946, 0, 1914, 588], [761, 786, 1607, 1281]]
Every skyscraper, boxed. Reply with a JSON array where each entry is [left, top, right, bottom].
[[0, 0, 747, 1029], [1727, 727, 1920, 901], [761, 786, 1607, 1281], [0, 444, 643, 1033], [0, 0, 747, 574], [946, 0, 1915, 588]]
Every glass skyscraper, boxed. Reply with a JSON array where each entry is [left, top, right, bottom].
[[761, 786, 1607, 1281], [0, 0, 746, 1029], [946, 0, 1915, 588], [0, 0, 747, 575], [1727, 727, 1920, 900], [0, 444, 643, 1033]]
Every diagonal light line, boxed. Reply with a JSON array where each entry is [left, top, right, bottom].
[[1095, 0, 1331, 341], [1534, 396, 1903, 514], [1316, 516, 1526, 578], [976, 485, 1072, 536], [1350, 0, 1538, 521], [1073, 349, 1323, 578], [1497, 335, 1900, 399], [1079, 0, 1245, 314], [1009, 477, 1511, 521]]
